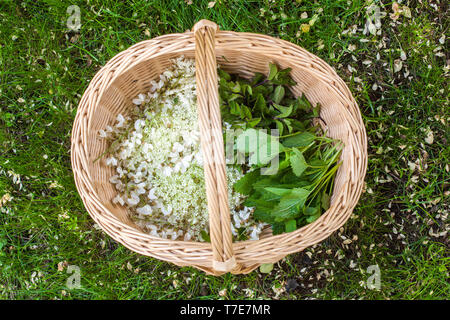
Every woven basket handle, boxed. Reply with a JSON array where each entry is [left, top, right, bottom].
[[193, 20, 238, 274]]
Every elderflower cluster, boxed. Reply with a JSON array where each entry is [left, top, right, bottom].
[[100, 56, 266, 241]]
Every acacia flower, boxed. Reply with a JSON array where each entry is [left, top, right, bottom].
[[100, 56, 266, 241]]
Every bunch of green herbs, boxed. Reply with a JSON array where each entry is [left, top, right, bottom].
[[219, 63, 343, 235]]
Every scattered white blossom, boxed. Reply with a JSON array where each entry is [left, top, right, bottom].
[[424, 128, 434, 145]]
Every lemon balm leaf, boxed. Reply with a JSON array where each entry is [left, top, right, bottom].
[[290, 149, 307, 177], [273, 85, 285, 104], [270, 188, 310, 221], [267, 62, 278, 81], [233, 169, 260, 195], [282, 132, 316, 148], [285, 219, 297, 233]]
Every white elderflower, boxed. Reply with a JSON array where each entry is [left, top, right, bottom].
[[161, 204, 172, 216], [104, 125, 112, 133], [233, 213, 242, 229], [194, 152, 203, 166], [249, 226, 260, 241], [141, 143, 152, 155], [112, 194, 124, 206], [116, 114, 126, 128], [136, 205, 153, 216], [182, 130, 199, 146], [98, 129, 108, 138], [109, 175, 120, 184], [135, 182, 147, 195], [175, 155, 192, 173], [134, 119, 145, 132], [132, 93, 147, 105], [106, 156, 118, 167], [172, 142, 184, 153], [162, 166, 173, 177], [147, 188, 157, 200], [230, 223, 237, 237], [127, 193, 140, 206], [239, 207, 252, 221], [100, 56, 266, 241]]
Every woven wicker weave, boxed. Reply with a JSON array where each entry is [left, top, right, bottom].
[[71, 20, 367, 275]]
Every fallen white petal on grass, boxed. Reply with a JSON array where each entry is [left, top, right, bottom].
[[424, 129, 434, 145]]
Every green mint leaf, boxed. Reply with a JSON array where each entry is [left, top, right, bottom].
[[272, 222, 284, 235], [254, 93, 267, 116], [290, 149, 307, 177], [278, 152, 291, 170], [240, 104, 252, 120], [289, 119, 306, 131], [252, 177, 277, 190], [321, 192, 331, 210], [304, 205, 319, 216], [249, 146, 281, 165], [231, 82, 241, 93], [264, 187, 292, 197], [259, 189, 283, 202], [276, 67, 292, 78], [218, 68, 231, 81], [253, 205, 277, 224], [282, 132, 316, 148], [283, 118, 294, 133], [306, 213, 320, 224], [275, 119, 284, 136], [230, 100, 240, 116], [273, 103, 293, 118], [296, 94, 313, 111], [247, 117, 261, 128], [273, 85, 285, 104], [312, 103, 321, 117], [233, 169, 260, 195], [228, 93, 241, 102], [267, 62, 278, 81], [245, 84, 253, 96], [250, 72, 265, 85], [284, 219, 297, 233], [270, 188, 310, 222], [200, 230, 211, 242], [236, 129, 283, 165]]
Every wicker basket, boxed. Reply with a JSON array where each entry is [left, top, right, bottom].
[[71, 20, 367, 275]]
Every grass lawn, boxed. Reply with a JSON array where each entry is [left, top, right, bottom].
[[0, 0, 448, 299]]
